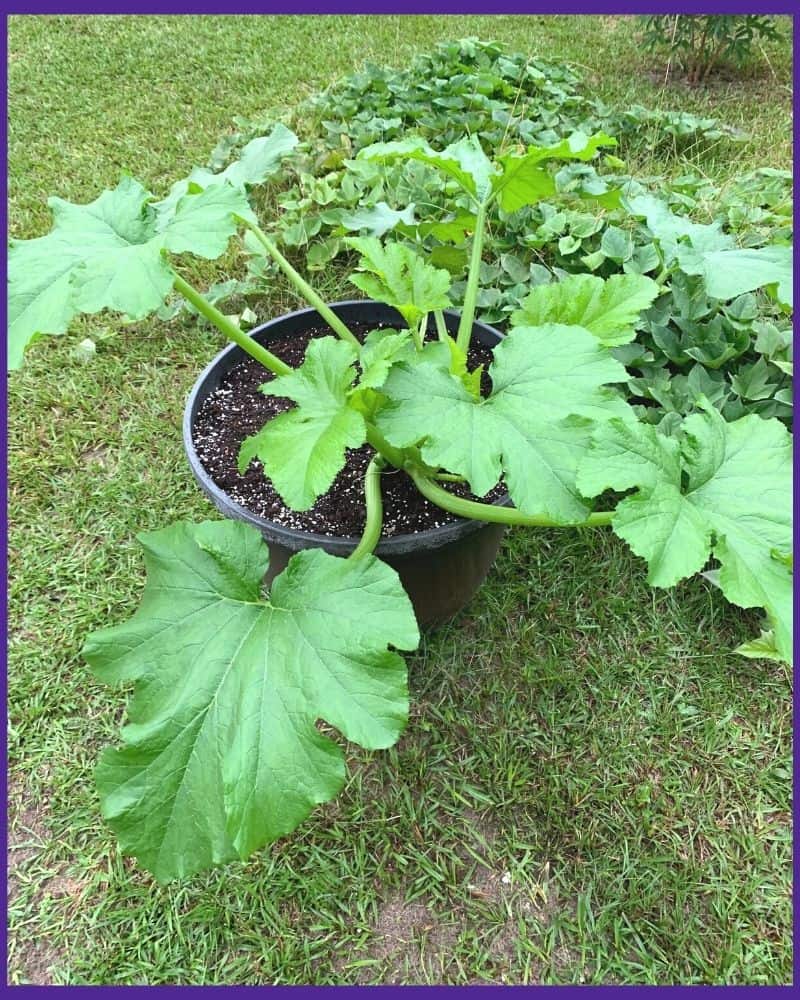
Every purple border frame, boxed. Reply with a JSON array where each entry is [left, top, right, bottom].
[[0, 3, 799, 13], [1, 2, 796, 992]]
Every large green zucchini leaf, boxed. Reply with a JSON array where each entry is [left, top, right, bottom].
[[84, 520, 418, 882]]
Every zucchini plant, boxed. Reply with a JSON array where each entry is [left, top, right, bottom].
[[8, 127, 793, 883]]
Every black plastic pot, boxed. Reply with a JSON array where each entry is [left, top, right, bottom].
[[183, 300, 509, 628]]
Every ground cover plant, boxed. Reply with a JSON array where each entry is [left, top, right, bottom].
[[177, 38, 792, 429], [7, 15, 793, 986]]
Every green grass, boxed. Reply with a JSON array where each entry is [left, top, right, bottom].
[[7, 13, 793, 986]]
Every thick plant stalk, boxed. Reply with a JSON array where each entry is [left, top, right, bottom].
[[409, 469, 614, 529], [455, 200, 488, 355], [364, 424, 407, 471], [172, 273, 291, 377], [241, 220, 361, 349], [349, 454, 386, 560]]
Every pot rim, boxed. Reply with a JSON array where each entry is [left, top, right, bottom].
[[183, 299, 510, 556]]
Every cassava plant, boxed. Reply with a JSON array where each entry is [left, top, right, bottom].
[[640, 15, 781, 85], [8, 127, 793, 883]]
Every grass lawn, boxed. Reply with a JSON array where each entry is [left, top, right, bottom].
[[6, 14, 793, 985]]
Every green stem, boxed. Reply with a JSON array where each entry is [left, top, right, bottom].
[[655, 263, 673, 286], [433, 472, 467, 483], [172, 273, 291, 377], [349, 454, 386, 560], [241, 220, 361, 349], [365, 424, 407, 471], [417, 312, 429, 351], [409, 469, 614, 529], [455, 199, 488, 355], [434, 310, 449, 343], [410, 313, 425, 352]]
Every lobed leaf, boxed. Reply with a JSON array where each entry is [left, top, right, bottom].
[[238, 337, 366, 511], [579, 401, 793, 661], [683, 245, 793, 309], [358, 135, 496, 201], [8, 176, 254, 369], [345, 237, 452, 328], [492, 131, 617, 213], [357, 328, 415, 390], [84, 519, 419, 882], [511, 273, 660, 347], [154, 123, 299, 225], [376, 324, 631, 521]]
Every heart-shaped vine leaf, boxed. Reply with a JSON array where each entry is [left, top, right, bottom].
[[376, 324, 630, 521], [84, 519, 419, 883], [238, 336, 366, 511], [578, 401, 793, 662], [511, 273, 660, 346]]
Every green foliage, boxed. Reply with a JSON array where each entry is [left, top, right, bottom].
[[511, 273, 660, 347], [83, 519, 419, 882], [375, 324, 629, 521], [357, 328, 415, 390], [345, 237, 452, 332], [197, 38, 790, 427], [155, 124, 299, 224], [640, 15, 781, 84], [7, 129, 298, 369], [578, 401, 792, 661], [238, 337, 366, 510], [7, 32, 794, 887]]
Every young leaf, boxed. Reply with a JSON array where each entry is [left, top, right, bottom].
[[357, 328, 415, 390], [578, 401, 793, 661], [238, 337, 366, 511], [735, 630, 785, 662], [84, 519, 419, 883], [511, 273, 660, 347], [376, 324, 630, 521], [345, 237, 452, 329]]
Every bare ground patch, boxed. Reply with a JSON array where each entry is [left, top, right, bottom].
[[7, 778, 89, 985], [334, 810, 573, 984]]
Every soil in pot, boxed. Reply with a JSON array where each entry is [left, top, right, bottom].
[[192, 322, 506, 539]]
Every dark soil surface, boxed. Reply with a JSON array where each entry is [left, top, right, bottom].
[[192, 323, 505, 538]]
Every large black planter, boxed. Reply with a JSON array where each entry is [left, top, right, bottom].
[[183, 300, 509, 628]]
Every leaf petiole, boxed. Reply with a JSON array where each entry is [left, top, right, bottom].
[[349, 454, 386, 560], [238, 217, 361, 349], [414, 312, 428, 351], [408, 468, 615, 529], [172, 273, 292, 377], [433, 310, 449, 343], [364, 424, 407, 471], [455, 199, 489, 354]]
